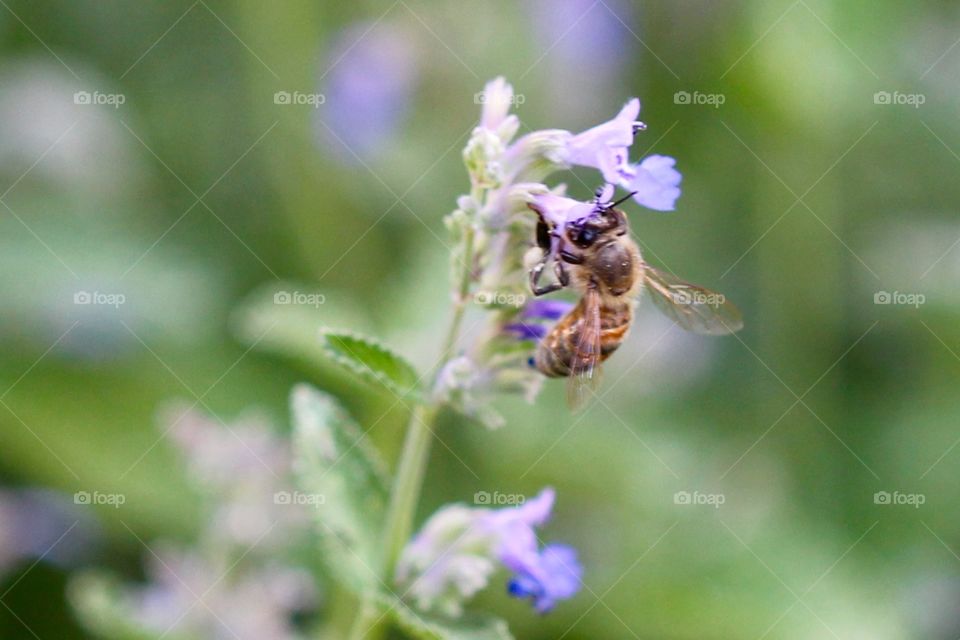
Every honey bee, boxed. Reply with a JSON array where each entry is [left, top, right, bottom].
[[527, 191, 743, 409]]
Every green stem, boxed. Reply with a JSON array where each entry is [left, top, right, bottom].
[[347, 221, 477, 640]]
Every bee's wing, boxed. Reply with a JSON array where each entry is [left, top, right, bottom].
[[642, 263, 744, 335], [566, 286, 603, 411]]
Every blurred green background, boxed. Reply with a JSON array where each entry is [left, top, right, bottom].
[[0, 0, 958, 638]]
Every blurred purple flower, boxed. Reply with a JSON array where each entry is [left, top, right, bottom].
[[504, 322, 548, 341], [505, 300, 575, 341], [317, 22, 419, 162], [522, 299, 575, 321], [395, 487, 581, 615], [128, 547, 314, 640], [160, 404, 309, 549], [506, 543, 582, 614], [525, 0, 633, 121], [0, 488, 97, 577]]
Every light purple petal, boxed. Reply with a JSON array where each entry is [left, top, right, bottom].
[[563, 98, 642, 183], [625, 155, 682, 211], [479, 77, 514, 131], [528, 193, 596, 228]]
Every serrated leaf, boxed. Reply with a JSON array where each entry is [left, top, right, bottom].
[[375, 594, 514, 640], [68, 572, 196, 640], [291, 384, 390, 595], [320, 330, 421, 400]]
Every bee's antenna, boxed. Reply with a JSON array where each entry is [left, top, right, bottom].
[[606, 191, 636, 210]]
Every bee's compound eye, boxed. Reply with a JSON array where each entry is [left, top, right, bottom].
[[527, 356, 536, 368], [575, 227, 598, 246]]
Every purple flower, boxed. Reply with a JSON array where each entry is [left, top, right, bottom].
[[317, 22, 419, 163], [522, 299, 575, 321], [506, 544, 582, 614], [564, 98, 644, 185], [395, 487, 581, 615], [525, 0, 633, 122], [505, 300, 575, 342], [504, 322, 547, 341], [559, 100, 682, 211]]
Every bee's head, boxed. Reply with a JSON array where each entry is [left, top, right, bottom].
[[567, 193, 633, 249]]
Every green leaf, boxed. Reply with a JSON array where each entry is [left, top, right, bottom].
[[375, 595, 514, 640], [320, 330, 421, 400], [68, 572, 196, 640], [291, 384, 390, 595]]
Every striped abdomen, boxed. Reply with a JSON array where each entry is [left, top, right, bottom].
[[534, 299, 633, 378]]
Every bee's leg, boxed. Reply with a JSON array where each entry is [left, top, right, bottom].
[[530, 258, 565, 296], [554, 260, 570, 287]]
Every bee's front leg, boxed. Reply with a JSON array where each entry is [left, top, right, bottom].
[[555, 259, 570, 287], [530, 259, 565, 296]]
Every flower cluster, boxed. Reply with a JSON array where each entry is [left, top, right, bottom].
[[437, 77, 681, 424], [395, 488, 581, 615], [72, 405, 315, 640]]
